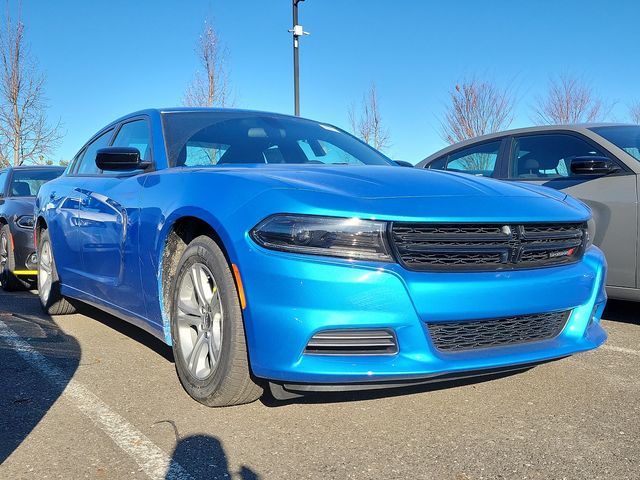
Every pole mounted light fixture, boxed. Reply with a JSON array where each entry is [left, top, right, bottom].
[[289, 0, 309, 116]]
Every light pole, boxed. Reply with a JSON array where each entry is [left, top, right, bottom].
[[290, 0, 309, 116]]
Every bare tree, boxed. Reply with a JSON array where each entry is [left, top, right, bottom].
[[0, 4, 61, 167], [439, 77, 515, 145], [183, 19, 232, 108], [533, 74, 611, 125], [348, 83, 391, 152], [629, 101, 640, 124]]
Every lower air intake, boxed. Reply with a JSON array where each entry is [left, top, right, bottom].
[[304, 329, 398, 355], [427, 310, 570, 352]]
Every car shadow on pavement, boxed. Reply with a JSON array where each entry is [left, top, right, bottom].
[[0, 291, 80, 464], [74, 302, 174, 362], [603, 300, 638, 325], [260, 368, 532, 408], [167, 434, 259, 479]]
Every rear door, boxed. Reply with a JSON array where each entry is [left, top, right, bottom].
[[506, 132, 637, 289]]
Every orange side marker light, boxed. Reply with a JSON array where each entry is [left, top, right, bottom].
[[232, 264, 247, 310]]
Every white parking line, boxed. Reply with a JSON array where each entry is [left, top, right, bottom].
[[602, 344, 640, 357], [0, 319, 193, 480]]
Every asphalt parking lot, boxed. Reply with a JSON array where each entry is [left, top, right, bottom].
[[0, 290, 638, 480]]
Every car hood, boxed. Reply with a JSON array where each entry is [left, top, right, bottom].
[[205, 164, 567, 200], [0, 196, 36, 216], [168, 164, 590, 225]]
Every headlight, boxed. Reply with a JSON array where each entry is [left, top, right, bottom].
[[15, 215, 35, 229], [250, 214, 393, 262]]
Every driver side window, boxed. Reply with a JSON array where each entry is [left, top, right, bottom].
[[510, 134, 608, 179], [75, 129, 114, 175]]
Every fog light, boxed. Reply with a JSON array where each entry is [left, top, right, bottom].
[[26, 253, 38, 270]]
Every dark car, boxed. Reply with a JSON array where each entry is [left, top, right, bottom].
[[417, 124, 640, 302], [0, 165, 65, 290]]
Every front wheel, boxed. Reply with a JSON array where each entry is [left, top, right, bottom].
[[38, 229, 76, 315], [170, 235, 262, 407]]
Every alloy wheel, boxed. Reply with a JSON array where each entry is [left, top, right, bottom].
[[176, 263, 224, 380], [0, 233, 8, 271], [38, 240, 53, 303]]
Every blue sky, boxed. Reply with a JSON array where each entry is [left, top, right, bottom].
[[12, 0, 640, 163]]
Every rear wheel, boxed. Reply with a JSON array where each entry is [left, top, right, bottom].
[[37, 228, 76, 315], [170, 235, 262, 407], [0, 224, 29, 291]]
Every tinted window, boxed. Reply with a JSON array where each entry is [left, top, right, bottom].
[[162, 112, 393, 167], [9, 169, 64, 197], [184, 142, 230, 167], [76, 129, 114, 175], [112, 120, 152, 161], [590, 125, 640, 162], [425, 156, 447, 170], [444, 141, 501, 176], [510, 134, 607, 179]]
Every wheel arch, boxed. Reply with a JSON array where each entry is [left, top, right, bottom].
[[35, 216, 48, 246], [157, 211, 240, 345]]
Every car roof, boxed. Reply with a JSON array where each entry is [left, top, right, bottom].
[[0, 165, 65, 172], [118, 107, 316, 122], [418, 123, 637, 166]]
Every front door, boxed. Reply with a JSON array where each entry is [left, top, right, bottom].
[[72, 118, 152, 318]]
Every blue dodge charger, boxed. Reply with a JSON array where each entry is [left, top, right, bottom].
[[35, 109, 607, 406]]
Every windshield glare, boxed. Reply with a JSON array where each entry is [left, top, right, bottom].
[[10, 169, 63, 197], [590, 125, 640, 161], [161, 112, 393, 168]]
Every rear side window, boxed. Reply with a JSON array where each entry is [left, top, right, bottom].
[[75, 129, 114, 175], [429, 141, 501, 176], [510, 134, 607, 179]]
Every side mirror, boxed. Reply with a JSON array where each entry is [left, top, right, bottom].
[[570, 156, 620, 175], [394, 160, 414, 168], [95, 147, 150, 171]]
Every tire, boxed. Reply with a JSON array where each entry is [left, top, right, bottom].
[[0, 224, 30, 291], [170, 235, 262, 407], [37, 228, 76, 315]]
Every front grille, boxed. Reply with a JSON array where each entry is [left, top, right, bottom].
[[304, 329, 398, 355], [391, 222, 586, 271], [427, 310, 570, 352]]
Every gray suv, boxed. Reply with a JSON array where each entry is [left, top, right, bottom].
[[417, 125, 640, 302]]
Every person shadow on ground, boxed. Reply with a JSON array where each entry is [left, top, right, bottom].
[[166, 434, 259, 480]]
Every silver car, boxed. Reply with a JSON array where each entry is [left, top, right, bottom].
[[417, 124, 640, 302]]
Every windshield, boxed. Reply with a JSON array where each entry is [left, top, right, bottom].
[[161, 111, 393, 167], [10, 168, 64, 197], [590, 125, 640, 161]]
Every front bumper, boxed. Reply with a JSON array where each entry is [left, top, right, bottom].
[[239, 245, 607, 384], [11, 226, 37, 273]]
